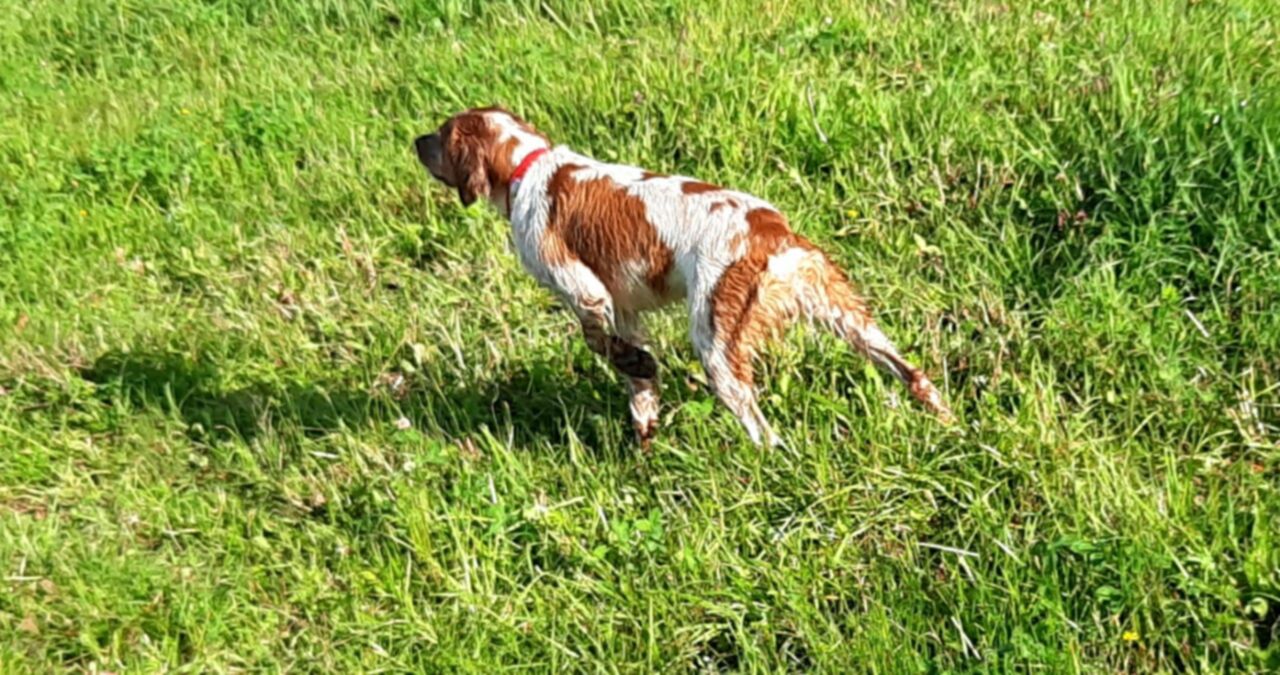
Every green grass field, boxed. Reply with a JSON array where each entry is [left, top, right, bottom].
[[2, 0, 1278, 671]]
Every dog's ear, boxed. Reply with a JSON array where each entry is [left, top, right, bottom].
[[451, 116, 491, 207], [457, 157, 489, 206]]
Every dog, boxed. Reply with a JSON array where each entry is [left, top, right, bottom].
[[415, 106, 953, 448]]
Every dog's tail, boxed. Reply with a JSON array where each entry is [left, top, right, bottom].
[[767, 245, 955, 423]]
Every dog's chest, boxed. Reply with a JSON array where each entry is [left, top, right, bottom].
[[508, 220, 555, 285]]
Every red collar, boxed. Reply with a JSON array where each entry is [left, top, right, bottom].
[[506, 148, 549, 213], [510, 148, 549, 185]]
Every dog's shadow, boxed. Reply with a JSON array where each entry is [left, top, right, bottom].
[[80, 348, 631, 456]]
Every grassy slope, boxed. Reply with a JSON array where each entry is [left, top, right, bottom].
[[1, 0, 1278, 670]]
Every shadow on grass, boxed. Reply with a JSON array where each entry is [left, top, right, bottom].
[[79, 348, 626, 454]]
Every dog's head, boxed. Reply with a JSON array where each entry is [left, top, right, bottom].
[[415, 106, 549, 208]]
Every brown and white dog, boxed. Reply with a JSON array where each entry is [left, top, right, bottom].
[[415, 106, 953, 448]]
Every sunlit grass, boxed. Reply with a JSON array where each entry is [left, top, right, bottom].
[[1, 0, 1277, 670]]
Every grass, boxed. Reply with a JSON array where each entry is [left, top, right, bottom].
[[1, 0, 1278, 670]]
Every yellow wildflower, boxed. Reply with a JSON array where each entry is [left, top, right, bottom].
[[1122, 630, 1139, 642]]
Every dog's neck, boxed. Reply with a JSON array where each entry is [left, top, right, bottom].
[[488, 113, 553, 219], [489, 141, 553, 219], [501, 147, 551, 216]]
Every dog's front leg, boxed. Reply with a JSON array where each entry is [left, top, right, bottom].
[[554, 265, 661, 449], [577, 303, 661, 450], [614, 312, 660, 451]]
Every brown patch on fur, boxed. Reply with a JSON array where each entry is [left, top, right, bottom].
[[744, 208, 796, 244], [490, 136, 522, 208], [680, 180, 720, 195], [545, 165, 675, 300], [641, 171, 664, 181], [709, 197, 743, 215], [710, 257, 766, 381], [711, 209, 817, 380], [490, 137, 520, 182]]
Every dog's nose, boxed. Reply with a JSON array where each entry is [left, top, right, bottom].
[[414, 133, 439, 166]]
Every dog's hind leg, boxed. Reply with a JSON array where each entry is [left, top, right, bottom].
[[692, 275, 786, 448], [699, 243, 953, 444]]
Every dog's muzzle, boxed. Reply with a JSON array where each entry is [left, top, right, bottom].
[[414, 133, 446, 182]]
